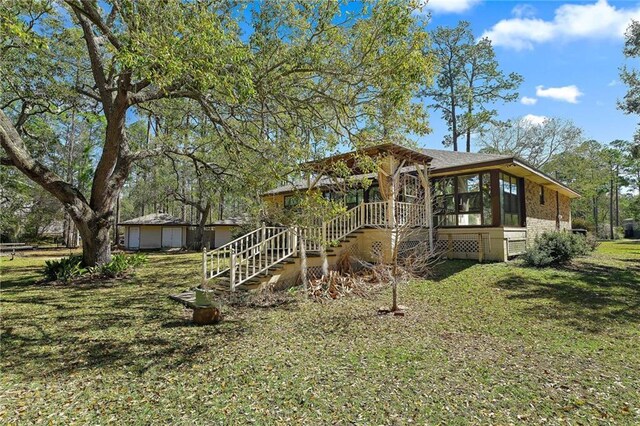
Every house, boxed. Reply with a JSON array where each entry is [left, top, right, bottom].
[[199, 143, 579, 292], [120, 213, 190, 250]]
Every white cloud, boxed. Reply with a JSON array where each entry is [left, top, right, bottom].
[[521, 96, 538, 105], [512, 4, 536, 19], [482, 0, 640, 50], [608, 79, 618, 87], [417, 0, 481, 14], [535, 85, 583, 103], [521, 114, 548, 126]]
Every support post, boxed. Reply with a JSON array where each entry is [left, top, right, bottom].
[[416, 164, 433, 254], [477, 233, 484, 263], [229, 249, 236, 291], [202, 247, 207, 283], [447, 234, 453, 259], [292, 227, 299, 257]]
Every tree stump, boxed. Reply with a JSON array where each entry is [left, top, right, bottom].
[[192, 306, 222, 325]]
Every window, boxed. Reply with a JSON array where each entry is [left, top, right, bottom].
[[539, 185, 545, 205], [402, 174, 420, 202], [481, 172, 492, 225], [322, 189, 364, 209], [457, 174, 481, 225], [284, 195, 299, 210], [367, 185, 383, 202], [344, 188, 364, 209], [433, 173, 492, 227], [433, 177, 456, 226], [500, 173, 521, 226]]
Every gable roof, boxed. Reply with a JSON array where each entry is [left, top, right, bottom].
[[119, 213, 191, 226]]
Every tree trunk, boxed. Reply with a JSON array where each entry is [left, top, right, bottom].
[[320, 244, 329, 277], [615, 166, 619, 227], [466, 128, 471, 153], [194, 201, 212, 250], [610, 175, 614, 240], [593, 196, 599, 238], [76, 216, 112, 266], [451, 111, 458, 152]]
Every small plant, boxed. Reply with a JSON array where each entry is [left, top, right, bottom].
[[43, 255, 85, 282], [88, 253, 148, 278], [522, 231, 592, 267], [126, 253, 148, 268]]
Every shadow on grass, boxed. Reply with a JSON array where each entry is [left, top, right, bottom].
[[430, 259, 477, 282], [495, 261, 640, 333]]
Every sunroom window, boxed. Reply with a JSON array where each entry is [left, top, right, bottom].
[[500, 173, 521, 226], [433, 173, 492, 227]]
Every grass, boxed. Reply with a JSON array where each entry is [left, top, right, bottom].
[[1, 241, 639, 424]]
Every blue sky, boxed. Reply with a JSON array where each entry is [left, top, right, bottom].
[[415, 0, 639, 150]]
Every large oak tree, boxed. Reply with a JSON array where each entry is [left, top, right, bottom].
[[1, 0, 432, 266]]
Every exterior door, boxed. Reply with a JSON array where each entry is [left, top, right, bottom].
[[129, 227, 140, 249], [162, 227, 183, 248]]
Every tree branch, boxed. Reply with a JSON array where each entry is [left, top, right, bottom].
[[0, 109, 91, 218], [72, 8, 113, 112]]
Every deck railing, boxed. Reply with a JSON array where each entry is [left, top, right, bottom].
[[203, 201, 430, 290]]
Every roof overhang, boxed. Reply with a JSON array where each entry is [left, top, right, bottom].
[[305, 143, 432, 175], [430, 158, 580, 199]]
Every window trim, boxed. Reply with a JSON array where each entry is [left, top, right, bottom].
[[432, 172, 493, 228]]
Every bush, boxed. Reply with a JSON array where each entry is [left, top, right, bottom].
[[522, 231, 593, 268], [571, 217, 592, 232], [89, 253, 148, 278], [43, 255, 85, 282]]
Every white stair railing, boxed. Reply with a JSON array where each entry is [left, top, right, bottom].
[[229, 227, 296, 291], [364, 201, 387, 226], [201, 201, 430, 290], [203, 225, 286, 281]]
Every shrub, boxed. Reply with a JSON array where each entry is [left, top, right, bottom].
[[89, 253, 148, 278], [43, 255, 85, 282], [571, 217, 591, 232], [522, 231, 592, 267]]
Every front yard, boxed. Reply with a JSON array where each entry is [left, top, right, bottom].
[[1, 241, 639, 424]]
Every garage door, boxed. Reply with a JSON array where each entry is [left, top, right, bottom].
[[129, 226, 140, 249], [162, 227, 183, 248]]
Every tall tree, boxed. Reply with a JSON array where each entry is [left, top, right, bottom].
[[426, 21, 522, 152], [477, 116, 583, 168], [1, 1, 433, 266]]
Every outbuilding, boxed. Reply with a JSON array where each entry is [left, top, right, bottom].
[[207, 218, 247, 248], [120, 213, 190, 250]]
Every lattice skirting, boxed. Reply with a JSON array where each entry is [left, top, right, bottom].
[[436, 234, 488, 252], [370, 241, 383, 259]]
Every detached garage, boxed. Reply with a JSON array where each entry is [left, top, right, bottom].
[[120, 213, 190, 250]]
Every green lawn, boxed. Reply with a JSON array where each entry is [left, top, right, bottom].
[[1, 241, 639, 424]]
